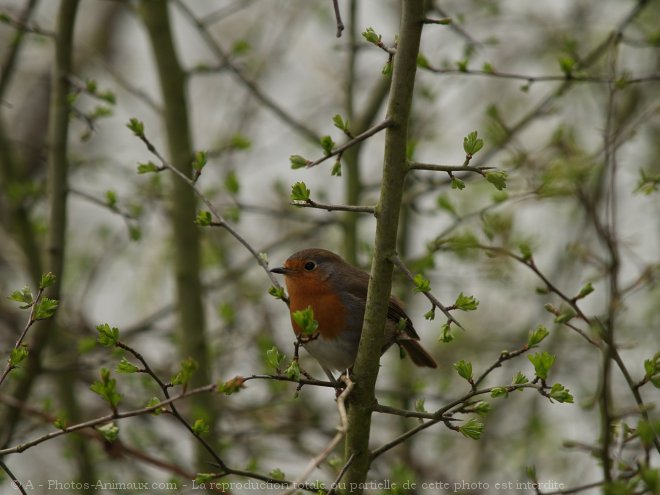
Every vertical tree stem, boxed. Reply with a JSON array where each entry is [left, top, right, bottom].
[[343, 0, 425, 489], [139, 0, 215, 468]]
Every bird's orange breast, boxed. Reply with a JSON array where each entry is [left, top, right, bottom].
[[285, 277, 346, 341]]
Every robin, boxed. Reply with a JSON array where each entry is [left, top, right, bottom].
[[270, 248, 437, 380]]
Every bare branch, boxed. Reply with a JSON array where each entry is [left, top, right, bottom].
[[291, 199, 375, 214]]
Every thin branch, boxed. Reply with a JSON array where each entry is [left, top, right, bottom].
[[306, 119, 392, 168], [131, 127, 283, 289], [0, 393, 196, 479], [389, 254, 464, 330], [0, 384, 216, 456], [0, 286, 47, 387], [326, 453, 356, 495], [0, 458, 26, 495], [409, 162, 493, 174], [422, 64, 660, 86], [68, 187, 136, 222], [172, 0, 320, 143], [291, 199, 375, 214], [279, 375, 354, 495], [331, 0, 344, 38]]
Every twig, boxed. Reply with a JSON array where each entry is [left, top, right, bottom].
[[0, 458, 26, 495], [306, 119, 392, 168], [331, 0, 344, 38], [292, 199, 375, 214], [132, 127, 283, 289], [173, 0, 320, 143], [0, 393, 196, 479], [0, 384, 216, 455], [279, 375, 354, 495], [389, 254, 464, 330], [408, 162, 493, 174], [0, 286, 48, 387], [326, 453, 356, 495]]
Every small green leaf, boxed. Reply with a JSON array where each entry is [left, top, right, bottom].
[[473, 401, 491, 416], [229, 133, 251, 150], [195, 473, 215, 484], [424, 308, 435, 320], [439, 323, 455, 343], [414, 399, 426, 413], [116, 357, 140, 374], [171, 357, 198, 386], [413, 273, 431, 293], [459, 417, 484, 440], [146, 397, 164, 415], [451, 177, 465, 190], [436, 194, 457, 215], [224, 170, 240, 194], [192, 150, 207, 172], [576, 282, 594, 300], [528, 352, 555, 380], [192, 418, 210, 436], [268, 286, 286, 300], [39, 272, 56, 290], [320, 135, 335, 156], [518, 242, 533, 261], [381, 60, 393, 77], [105, 190, 117, 208], [99, 91, 116, 105], [331, 160, 342, 177], [454, 292, 479, 311], [266, 346, 286, 371], [96, 323, 119, 347], [8, 286, 33, 307], [549, 383, 574, 403], [290, 181, 311, 201], [9, 345, 29, 367], [512, 371, 529, 385], [490, 387, 508, 398], [53, 417, 67, 430], [637, 419, 660, 448], [463, 131, 484, 155], [332, 114, 348, 132], [231, 39, 250, 55], [289, 154, 310, 169], [558, 55, 576, 74], [34, 297, 58, 320], [284, 360, 301, 381], [90, 368, 121, 408], [137, 161, 159, 174], [86, 78, 98, 93], [482, 62, 494, 74], [292, 306, 318, 336], [453, 360, 473, 381], [195, 210, 213, 226], [97, 422, 119, 442], [485, 170, 508, 191], [527, 326, 549, 348], [126, 118, 144, 137], [361, 27, 381, 44], [417, 53, 430, 69], [554, 307, 576, 324], [269, 468, 286, 481]]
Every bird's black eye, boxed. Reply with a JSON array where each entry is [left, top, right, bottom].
[[304, 261, 316, 271]]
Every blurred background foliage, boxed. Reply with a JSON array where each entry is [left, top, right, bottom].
[[0, 0, 658, 493]]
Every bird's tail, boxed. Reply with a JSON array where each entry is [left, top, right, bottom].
[[399, 339, 437, 368]]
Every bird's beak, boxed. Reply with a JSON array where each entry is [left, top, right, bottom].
[[270, 266, 289, 275]]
